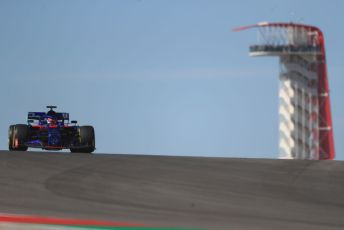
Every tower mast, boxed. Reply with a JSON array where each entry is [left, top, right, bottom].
[[235, 22, 335, 160]]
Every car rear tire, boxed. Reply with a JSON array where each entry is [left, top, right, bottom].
[[10, 124, 29, 151], [70, 126, 95, 153]]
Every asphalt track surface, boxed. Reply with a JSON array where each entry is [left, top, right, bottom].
[[1, 151, 344, 230]]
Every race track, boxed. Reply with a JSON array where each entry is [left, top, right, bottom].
[[0, 151, 344, 230]]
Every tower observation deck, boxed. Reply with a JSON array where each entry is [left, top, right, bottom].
[[234, 22, 335, 160]]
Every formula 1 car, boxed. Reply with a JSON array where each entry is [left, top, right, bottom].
[[8, 106, 95, 153]]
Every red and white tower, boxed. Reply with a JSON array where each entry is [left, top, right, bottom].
[[235, 22, 335, 160]]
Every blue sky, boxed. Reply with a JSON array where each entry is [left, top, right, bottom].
[[1, 0, 343, 159]]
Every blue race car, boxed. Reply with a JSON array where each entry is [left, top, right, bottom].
[[8, 106, 95, 153]]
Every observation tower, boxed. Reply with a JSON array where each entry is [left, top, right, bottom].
[[234, 22, 334, 160]]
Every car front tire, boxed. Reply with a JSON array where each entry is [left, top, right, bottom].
[[70, 126, 95, 153]]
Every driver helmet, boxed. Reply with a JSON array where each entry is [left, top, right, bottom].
[[47, 117, 56, 124]]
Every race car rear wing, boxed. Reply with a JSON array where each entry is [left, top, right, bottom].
[[28, 112, 69, 121]]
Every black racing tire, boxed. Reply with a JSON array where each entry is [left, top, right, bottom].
[[8, 125, 15, 151], [70, 126, 95, 153], [70, 148, 79, 153], [11, 124, 29, 151]]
